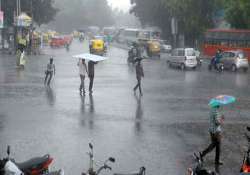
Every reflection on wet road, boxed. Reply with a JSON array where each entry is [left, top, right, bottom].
[[0, 41, 250, 174]]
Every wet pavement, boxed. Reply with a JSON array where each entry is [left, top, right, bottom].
[[1, 40, 250, 175]]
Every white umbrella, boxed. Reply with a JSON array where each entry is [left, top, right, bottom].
[[73, 53, 108, 62]]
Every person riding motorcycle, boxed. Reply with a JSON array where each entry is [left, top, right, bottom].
[[213, 49, 223, 70], [128, 42, 141, 63]]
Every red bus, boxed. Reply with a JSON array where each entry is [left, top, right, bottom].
[[203, 29, 250, 60]]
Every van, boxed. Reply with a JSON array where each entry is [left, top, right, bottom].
[[167, 48, 198, 70]]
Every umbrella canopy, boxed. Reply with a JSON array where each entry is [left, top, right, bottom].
[[17, 13, 32, 27], [209, 95, 236, 108], [73, 53, 108, 62], [18, 13, 32, 21]]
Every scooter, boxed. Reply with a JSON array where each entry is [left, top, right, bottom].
[[208, 57, 224, 72], [0, 145, 63, 175], [81, 143, 115, 175], [187, 153, 216, 175], [240, 127, 250, 173]]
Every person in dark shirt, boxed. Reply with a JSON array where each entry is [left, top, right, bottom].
[[133, 61, 144, 96], [88, 61, 97, 94]]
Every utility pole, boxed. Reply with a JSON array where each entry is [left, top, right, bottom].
[[16, 0, 21, 16]]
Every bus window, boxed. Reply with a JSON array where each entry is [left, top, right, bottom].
[[221, 40, 228, 46]]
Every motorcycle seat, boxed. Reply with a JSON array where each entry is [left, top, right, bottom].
[[15, 154, 50, 170]]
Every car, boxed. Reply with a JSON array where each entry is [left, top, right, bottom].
[[50, 36, 66, 48], [167, 48, 198, 70], [159, 40, 172, 53], [220, 50, 249, 72]]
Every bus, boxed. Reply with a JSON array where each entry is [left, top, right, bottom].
[[102, 27, 116, 36], [203, 29, 250, 59], [117, 28, 161, 46]]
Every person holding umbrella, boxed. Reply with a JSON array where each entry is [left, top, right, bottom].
[[88, 60, 97, 94], [78, 59, 88, 95], [73, 53, 108, 94], [198, 95, 236, 165]]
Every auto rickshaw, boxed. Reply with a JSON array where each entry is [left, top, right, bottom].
[[146, 40, 161, 58], [89, 39, 105, 56]]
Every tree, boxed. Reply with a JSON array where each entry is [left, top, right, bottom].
[[224, 0, 250, 29], [49, 0, 114, 32], [131, 0, 222, 46], [1, 0, 58, 27]]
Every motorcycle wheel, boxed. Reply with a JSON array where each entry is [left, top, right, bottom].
[[219, 65, 224, 72]]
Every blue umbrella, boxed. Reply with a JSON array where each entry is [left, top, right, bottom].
[[209, 95, 236, 108]]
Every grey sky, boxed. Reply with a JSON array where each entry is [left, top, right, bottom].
[[107, 0, 131, 11]]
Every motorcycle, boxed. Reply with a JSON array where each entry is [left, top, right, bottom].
[[65, 43, 70, 52], [240, 127, 250, 173], [114, 167, 146, 175], [81, 143, 145, 175], [187, 153, 216, 175], [81, 143, 115, 175], [208, 57, 224, 72], [0, 146, 63, 175]]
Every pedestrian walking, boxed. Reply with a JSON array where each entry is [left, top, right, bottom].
[[133, 61, 144, 96], [199, 105, 224, 165], [88, 61, 97, 94], [78, 59, 88, 95], [44, 58, 56, 86]]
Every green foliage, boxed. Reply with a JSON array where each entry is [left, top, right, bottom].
[[224, 0, 250, 29], [2, 0, 58, 26], [131, 0, 222, 45]]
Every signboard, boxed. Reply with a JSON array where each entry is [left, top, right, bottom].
[[0, 11, 4, 29]]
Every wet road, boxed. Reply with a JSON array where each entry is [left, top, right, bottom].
[[1, 41, 250, 175]]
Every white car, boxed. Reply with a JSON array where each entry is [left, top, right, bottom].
[[159, 40, 172, 53], [167, 48, 198, 70]]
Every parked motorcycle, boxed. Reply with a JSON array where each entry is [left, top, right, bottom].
[[0, 146, 63, 175], [187, 153, 216, 175], [81, 143, 115, 175], [208, 57, 224, 72], [114, 167, 146, 175], [240, 127, 250, 173]]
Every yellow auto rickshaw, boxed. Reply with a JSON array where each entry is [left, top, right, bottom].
[[146, 40, 161, 58], [89, 39, 105, 56]]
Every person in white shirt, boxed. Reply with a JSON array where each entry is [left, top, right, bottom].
[[78, 59, 88, 94]]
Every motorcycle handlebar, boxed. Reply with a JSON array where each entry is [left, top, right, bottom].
[[105, 165, 112, 171]]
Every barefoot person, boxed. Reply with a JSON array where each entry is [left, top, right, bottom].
[[78, 59, 88, 95], [88, 60, 97, 94], [133, 60, 144, 96], [44, 58, 55, 86]]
